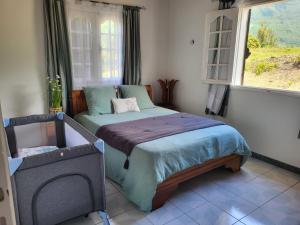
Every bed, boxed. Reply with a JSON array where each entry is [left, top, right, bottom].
[[71, 85, 251, 211]]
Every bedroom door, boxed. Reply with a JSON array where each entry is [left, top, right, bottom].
[[0, 103, 16, 225]]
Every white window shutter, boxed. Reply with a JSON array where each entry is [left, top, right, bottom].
[[202, 8, 239, 85]]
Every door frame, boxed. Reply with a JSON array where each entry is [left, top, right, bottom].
[[0, 103, 16, 225]]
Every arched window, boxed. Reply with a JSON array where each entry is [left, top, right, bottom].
[[203, 9, 238, 84]]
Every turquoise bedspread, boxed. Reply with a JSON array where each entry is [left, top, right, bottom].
[[75, 107, 251, 211]]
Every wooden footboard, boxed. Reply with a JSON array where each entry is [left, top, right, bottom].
[[152, 154, 242, 210]]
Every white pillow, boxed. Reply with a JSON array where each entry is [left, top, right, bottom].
[[112, 98, 140, 114]]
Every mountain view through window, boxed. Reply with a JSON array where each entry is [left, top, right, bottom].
[[243, 0, 300, 92]]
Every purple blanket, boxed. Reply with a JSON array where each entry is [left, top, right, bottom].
[[96, 113, 225, 158]]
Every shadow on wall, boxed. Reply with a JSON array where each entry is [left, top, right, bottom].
[[7, 84, 45, 117], [34, 0, 48, 114]]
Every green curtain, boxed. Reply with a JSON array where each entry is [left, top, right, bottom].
[[123, 6, 142, 85], [44, 0, 73, 114]]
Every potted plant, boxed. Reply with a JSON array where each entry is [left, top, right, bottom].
[[48, 75, 63, 113]]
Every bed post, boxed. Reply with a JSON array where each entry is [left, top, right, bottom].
[[152, 183, 178, 210], [225, 154, 241, 172]]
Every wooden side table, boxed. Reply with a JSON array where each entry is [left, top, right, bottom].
[[157, 104, 180, 111]]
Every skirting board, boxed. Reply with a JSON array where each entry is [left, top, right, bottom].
[[252, 152, 300, 174]]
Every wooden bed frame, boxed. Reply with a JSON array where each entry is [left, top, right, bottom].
[[70, 85, 242, 210], [70, 85, 153, 116]]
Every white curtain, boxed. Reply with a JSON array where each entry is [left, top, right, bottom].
[[66, 0, 123, 89]]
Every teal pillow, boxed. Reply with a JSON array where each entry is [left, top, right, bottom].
[[119, 85, 155, 110], [83, 86, 116, 115]]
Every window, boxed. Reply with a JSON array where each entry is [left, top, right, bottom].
[[99, 19, 123, 83], [236, 0, 300, 93], [202, 8, 239, 84], [69, 15, 93, 86], [66, 2, 123, 89]]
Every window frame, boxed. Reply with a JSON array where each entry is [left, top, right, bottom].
[[202, 8, 239, 85], [68, 11, 95, 88], [98, 18, 123, 83], [232, 1, 300, 96], [66, 4, 123, 90]]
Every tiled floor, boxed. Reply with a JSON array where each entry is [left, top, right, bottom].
[[62, 157, 300, 225]]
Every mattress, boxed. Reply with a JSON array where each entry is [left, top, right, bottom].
[[75, 107, 251, 211]]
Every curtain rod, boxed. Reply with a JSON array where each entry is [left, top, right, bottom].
[[78, 0, 146, 10]]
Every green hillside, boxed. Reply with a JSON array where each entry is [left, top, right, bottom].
[[249, 0, 300, 47]]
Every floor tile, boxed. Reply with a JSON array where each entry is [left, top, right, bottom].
[[263, 184, 300, 212], [187, 202, 237, 225], [259, 167, 300, 187], [107, 192, 135, 218], [146, 202, 183, 225], [105, 180, 120, 196], [193, 181, 257, 220], [181, 170, 227, 193], [241, 183, 300, 225], [243, 158, 274, 175], [241, 205, 300, 225], [110, 208, 152, 225], [180, 168, 232, 190], [226, 175, 288, 206], [212, 168, 259, 191], [233, 222, 246, 225], [165, 215, 198, 225], [88, 212, 102, 224], [169, 189, 207, 213], [292, 181, 300, 191]]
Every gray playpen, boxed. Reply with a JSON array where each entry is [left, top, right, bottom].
[[3, 113, 109, 225]]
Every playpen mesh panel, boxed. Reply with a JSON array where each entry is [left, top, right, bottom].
[[65, 123, 89, 147], [14, 121, 57, 149]]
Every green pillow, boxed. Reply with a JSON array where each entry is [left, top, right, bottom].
[[119, 85, 155, 110], [83, 86, 116, 115]]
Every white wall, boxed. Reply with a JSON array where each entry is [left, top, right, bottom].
[[0, 0, 169, 117], [167, 0, 300, 167], [0, 0, 47, 118]]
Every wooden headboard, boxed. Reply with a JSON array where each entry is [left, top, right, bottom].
[[71, 85, 153, 116]]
